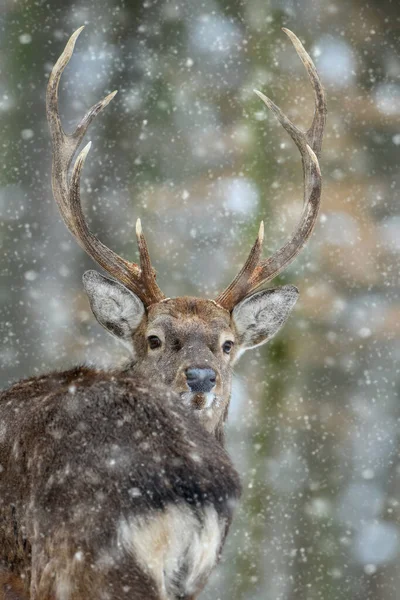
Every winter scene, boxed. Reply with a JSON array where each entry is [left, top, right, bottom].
[[0, 0, 399, 599]]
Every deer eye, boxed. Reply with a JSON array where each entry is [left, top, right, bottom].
[[222, 341, 234, 354], [148, 335, 162, 350]]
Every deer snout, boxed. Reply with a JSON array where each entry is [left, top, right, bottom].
[[185, 368, 216, 393]]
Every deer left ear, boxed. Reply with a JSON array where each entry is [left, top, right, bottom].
[[232, 285, 299, 350]]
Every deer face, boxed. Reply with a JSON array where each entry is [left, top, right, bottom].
[[83, 271, 299, 439], [136, 297, 234, 438]]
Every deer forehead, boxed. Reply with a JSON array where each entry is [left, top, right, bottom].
[[146, 297, 232, 338]]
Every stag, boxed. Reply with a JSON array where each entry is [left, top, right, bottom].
[[0, 27, 326, 600]]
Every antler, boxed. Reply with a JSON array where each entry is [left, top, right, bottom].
[[46, 27, 165, 306], [215, 29, 326, 311]]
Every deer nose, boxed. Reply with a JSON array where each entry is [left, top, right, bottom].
[[185, 368, 216, 393]]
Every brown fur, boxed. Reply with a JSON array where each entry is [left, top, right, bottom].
[[0, 569, 29, 600], [132, 298, 236, 441], [0, 286, 299, 599]]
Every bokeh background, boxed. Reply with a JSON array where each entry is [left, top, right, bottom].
[[1, 0, 399, 598]]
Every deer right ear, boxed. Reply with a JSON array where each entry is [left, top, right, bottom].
[[83, 270, 145, 346]]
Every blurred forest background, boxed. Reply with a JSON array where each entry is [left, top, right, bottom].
[[0, 0, 399, 598]]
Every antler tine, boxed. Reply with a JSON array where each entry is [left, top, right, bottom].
[[215, 29, 326, 311], [135, 219, 166, 302], [282, 28, 326, 157], [47, 28, 165, 306]]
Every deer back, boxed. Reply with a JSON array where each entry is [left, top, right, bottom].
[[0, 368, 241, 599]]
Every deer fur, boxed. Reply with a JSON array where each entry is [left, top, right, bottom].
[[0, 280, 299, 600]]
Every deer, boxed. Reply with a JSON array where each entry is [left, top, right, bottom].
[[0, 27, 326, 600]]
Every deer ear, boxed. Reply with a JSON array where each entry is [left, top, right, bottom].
[[232, 285, 299, 351], [83, 270, 145, 346]]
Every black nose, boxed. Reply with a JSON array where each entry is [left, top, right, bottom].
[[185, 368, 216, 393]]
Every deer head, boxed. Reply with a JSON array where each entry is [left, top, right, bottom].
[[46, 27, 326, 441]]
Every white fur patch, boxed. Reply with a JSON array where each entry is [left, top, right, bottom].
[[181, 391, 216, 410], [0, 422, 7, 443], [203, 392, 215, 410], [55, 575, 72, 600], [117, 503, 223, 597]]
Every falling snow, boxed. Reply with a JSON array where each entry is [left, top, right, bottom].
[[0, 1, 399, 599]]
